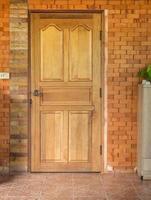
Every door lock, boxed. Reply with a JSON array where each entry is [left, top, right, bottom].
[[33, 89, 42, 97]]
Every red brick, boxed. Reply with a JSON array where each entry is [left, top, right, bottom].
[[1, 0, 151, 172]]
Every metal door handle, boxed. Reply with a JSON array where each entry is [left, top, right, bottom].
[[33, 89, 42, 97]]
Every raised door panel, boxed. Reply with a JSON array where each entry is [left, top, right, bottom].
[[41, 25, 64, 81], [69, 111, 91, 162], [41, 87, 92, 105], [69, 25, 92, 81], [40, 111, 64, 161]]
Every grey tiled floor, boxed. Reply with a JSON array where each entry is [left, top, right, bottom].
[[0, 173, 151, 200]]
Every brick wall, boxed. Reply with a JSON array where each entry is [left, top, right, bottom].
[[1, 0, 151, 173], [28, 0, 151, 171], [9, 0, 28, 172], [107, 8, 150, 170], [0, 0, 9, 174]]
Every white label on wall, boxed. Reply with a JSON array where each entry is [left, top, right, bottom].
[[0, 72, 10, 80]]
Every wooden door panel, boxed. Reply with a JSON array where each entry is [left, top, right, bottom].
[[69, 111, 91, 162], [69, 25, 92, 81], [31, 13, 102, 172], [41, 25, 64, 81], [40, 111, 64, 162], [40, 87, 92, 105]]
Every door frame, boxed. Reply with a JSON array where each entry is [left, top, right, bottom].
[[28, 10, 106, 172]]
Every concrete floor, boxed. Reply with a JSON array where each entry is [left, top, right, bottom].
[[0, 173, 151, 200]]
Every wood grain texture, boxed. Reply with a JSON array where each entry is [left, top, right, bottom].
[[41, 111, 63, 161], [41, 25, 64, 81], [41, 87, 92, 105], [69, 111, 91, 162], [69, 25, 92, 81]]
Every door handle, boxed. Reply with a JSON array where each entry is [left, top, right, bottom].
[[33, 89, 42, 97]]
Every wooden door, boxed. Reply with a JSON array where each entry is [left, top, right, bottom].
[[31, 13, 102, 172]]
